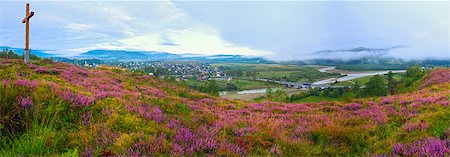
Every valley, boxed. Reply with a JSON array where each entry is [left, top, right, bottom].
[[0, 58, 449, 156], [1, 1, 449, 156]]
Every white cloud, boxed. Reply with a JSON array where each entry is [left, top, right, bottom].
[[57, 1, 273, 56], [66, 28, 272, 56], [65, 23, 94, 31], [2, 1, 447, 60], [101, 6, 133, 22]]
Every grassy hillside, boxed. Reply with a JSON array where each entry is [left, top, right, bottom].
[[1, 59, 449, 156]]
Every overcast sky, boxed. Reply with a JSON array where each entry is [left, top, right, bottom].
[[0, 1, 448, 60]]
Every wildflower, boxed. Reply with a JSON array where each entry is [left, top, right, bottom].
[[172, 143, 184, 156], [27, 64, 38, 69], [82, 111, 92, 126], [73, 94, 94, 107], [34, 67, 48, 73], [103, 107, 113, 116], [402, 120, 428, 132], [439, 100, 449, 106], [174, 127, 194, 143], [15, 79, 38, 88], [380, 97, 394, 105], [270, 145, 282, 155], [19, 96, 33, 109], [421, 69, 450, 88], [399, 100, 409, 105], [391, 137, 449, 156], [80, 147, 95, 157], [144, 106, 164, 122], [343, 103, 362, 110]]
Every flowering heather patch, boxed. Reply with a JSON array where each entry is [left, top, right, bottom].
[[0, 60, 449, 156], [391, 137, 449, 156], [14, 79, 38, 89], [421, 69, 450, 88], [343, 102, 362, 110], [19, 96, 33, 109], [379, 96, 394, 105], [27, 64, 38, 69], [73, 94, 94, 107], [402, 120, 428, 132], [34, 67, 48, 73]]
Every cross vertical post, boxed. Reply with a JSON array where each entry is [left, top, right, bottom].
[[22, 3, 34, 64]]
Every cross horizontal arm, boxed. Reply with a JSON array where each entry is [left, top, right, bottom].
[[22, 12, 34, 23]]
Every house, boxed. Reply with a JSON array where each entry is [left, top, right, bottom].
[[224, 76, 232, 81], [197, 74, 208, 81]]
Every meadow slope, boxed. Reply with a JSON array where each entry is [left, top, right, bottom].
[[0, 59, 449, 156]]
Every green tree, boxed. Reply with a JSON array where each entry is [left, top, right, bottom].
[[351, 82, 362, 97], [397, 65, 425, 93], [266, 88, 287, 102], [405, 65, 423, 80], [206, 80, 219, 96], [266, 88, 274, 100], [363, 75, 388, 97], [0, 49, 19, 59], [386, 71, 398, 94], [226, 83, 239, 91], [246, 71, 257, 80], [155, 68, 169, 76]]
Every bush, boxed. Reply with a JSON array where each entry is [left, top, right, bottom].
[[363, 75, 388, 97]]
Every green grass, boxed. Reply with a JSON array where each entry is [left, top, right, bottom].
[[211, 63, 310, 71], [211, 63, 340, 83], [187, 79, 278, 91], [294, 96, 346, 103], [335, 73, 403, 86], [227, 79, 277, 90], [333, 81, 355, 86]]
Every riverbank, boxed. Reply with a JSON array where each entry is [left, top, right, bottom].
[[219, 66, 407, 101], [220, 88, 305, 101], [312, 67, 406, 85]]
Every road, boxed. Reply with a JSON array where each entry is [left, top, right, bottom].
[[312, 67, 406, 85]]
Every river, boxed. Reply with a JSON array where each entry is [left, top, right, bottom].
[[220, 66, 406, 98], [312, 67, 405, 85]]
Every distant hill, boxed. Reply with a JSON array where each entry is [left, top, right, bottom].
[[75, 49, 270, 63], [2, 46, 447, 67], [0, 46, 269, 63], [315, 46, 402, 55], [0, 46, 56, 58], [75, 50, 180, 61]]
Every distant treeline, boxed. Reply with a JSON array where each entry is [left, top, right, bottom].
[[0, 49, 40, 60], [282, 57, 450, 71]]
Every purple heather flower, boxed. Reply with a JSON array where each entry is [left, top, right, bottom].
[[34, 67, 48, 73], [19, 96, 33, 109], [343, 103, 362, 110], [391, 137, 449, 156], [27, 64, 38, 69], [15, 79, 38, 88], [270, 145, 282, 155], [82, 111, 92, 126], [172, 143, 184, 156]]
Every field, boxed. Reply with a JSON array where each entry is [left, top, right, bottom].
[[212, 63, 340, 83], [187, 79, 278, 91], [1, 59, 449, 156], [334, 73, 403, 86], [224, 79, 277, 90], [222, 88, 306, 101]]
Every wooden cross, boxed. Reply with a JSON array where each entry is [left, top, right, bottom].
[[22, 3, 34, 64]]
